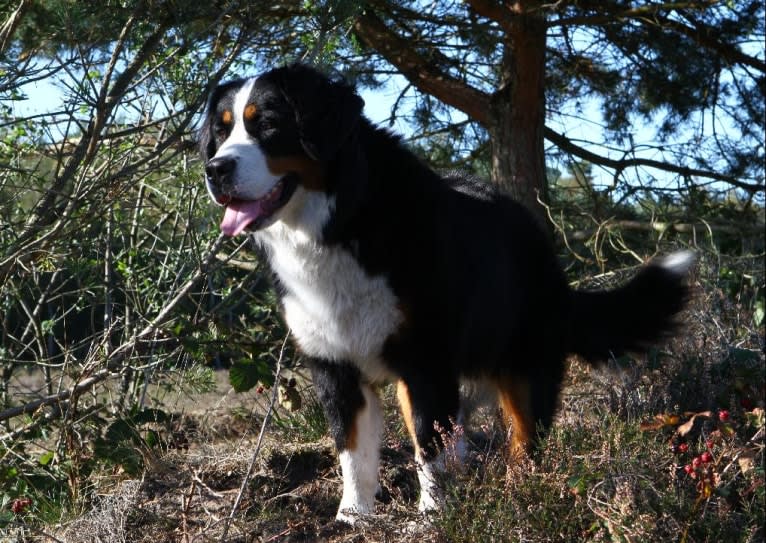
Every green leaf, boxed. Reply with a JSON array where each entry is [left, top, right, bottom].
[[0, 465, 18, 482], [728, 347, 761, 364], [144, 429, 160, 448], [105, 419, 139, 443], [38, 451, 54, 466], [93, 439, 143, 476], [229, 358, 272, 392], [40, 319, 55, 335], [0, 509, 15, 526], [567, 474, 588, 496], [131, 408, 170, 425], [753, 299, 764, 327]]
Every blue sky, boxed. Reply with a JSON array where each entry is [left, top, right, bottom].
[[12, 60, 760, 199]]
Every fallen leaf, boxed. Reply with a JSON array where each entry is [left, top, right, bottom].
[[640, 414, 669, 431], [676, 411, 713, 437], [738, 450, 757, 474]]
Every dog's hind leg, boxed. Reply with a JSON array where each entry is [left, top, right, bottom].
[[396, 375, 462, 512], [496, 364, 564, 458], [497, 376, 536, 458], [309, 360, 382, 524]]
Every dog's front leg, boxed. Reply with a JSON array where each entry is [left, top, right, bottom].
[[309, 360, 382, 524]]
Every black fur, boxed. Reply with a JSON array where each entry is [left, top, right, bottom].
[[309, 361, 366, 451]]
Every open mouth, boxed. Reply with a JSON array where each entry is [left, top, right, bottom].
[[219, 175, 298, 236]]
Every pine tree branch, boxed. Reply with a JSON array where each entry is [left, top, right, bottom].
[[464, 0, 513, 31], [545, 127, 764, 192], [354, 5, 761, 193], [655, 16, 765, 73], [353, 10, 492, 125], [465, 0, 545, 32], [550, 1, 764, 73], [0, 0, 31, 53]]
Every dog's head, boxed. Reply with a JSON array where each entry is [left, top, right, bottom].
[[199, 64, 365, 237]]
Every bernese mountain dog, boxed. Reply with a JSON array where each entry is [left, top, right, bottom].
[[199, 63, 694, 523]]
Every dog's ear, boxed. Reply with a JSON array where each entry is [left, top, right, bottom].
[[276, 64, 365, 162]]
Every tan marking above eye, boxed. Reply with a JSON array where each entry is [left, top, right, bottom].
[[221, 110, 233, 125], [244, 103, 257, 121]]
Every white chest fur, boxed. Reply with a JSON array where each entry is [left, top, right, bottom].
[[255, 219, 402, 382]]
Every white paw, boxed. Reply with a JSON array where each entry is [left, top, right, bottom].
[[335, 503, 373, 525], [416, 460, 445, 513], [335, 508, 358, 525], [418, 485, 445, 513]]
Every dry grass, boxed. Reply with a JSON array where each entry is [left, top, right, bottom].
[[4, 254, 764, 543]]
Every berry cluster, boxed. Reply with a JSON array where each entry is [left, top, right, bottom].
[[672, 410, 732, 499], [255, 376, 298, 395]]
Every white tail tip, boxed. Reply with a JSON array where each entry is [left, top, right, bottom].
[[656, 250, 696, 275]]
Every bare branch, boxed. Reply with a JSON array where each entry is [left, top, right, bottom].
[[0, 234, 226, 425], [0, 0, 31, 53]]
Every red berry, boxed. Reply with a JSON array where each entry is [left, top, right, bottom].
[[683, 464, 694, 475], [718, 410, 730, 422], [692, 456, 702, 468], [706, 440, 714, 450], [678, 443, 689, 453], [11, 498, 32, 514], [700, 451, 713, 463]]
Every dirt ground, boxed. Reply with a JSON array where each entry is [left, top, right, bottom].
[[31, 370, 453, 543]]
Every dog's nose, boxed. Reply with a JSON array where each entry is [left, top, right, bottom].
[[205, 157, 236, 187]]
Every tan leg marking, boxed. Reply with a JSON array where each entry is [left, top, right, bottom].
[[396, 380, 420, 456], [497, 377, 535, 458], [345, 413, 358, 451]]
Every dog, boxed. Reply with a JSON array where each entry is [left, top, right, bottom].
[[199, 63, 694, 523]]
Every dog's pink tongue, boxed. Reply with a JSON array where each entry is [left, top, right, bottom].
[[220, 200, 263, 236]]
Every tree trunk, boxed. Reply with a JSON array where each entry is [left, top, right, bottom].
[[353, 1, 548, 223], [488, 2, 547, 222]]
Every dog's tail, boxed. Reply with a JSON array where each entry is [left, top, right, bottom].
[[567, 251, 696, 363]]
